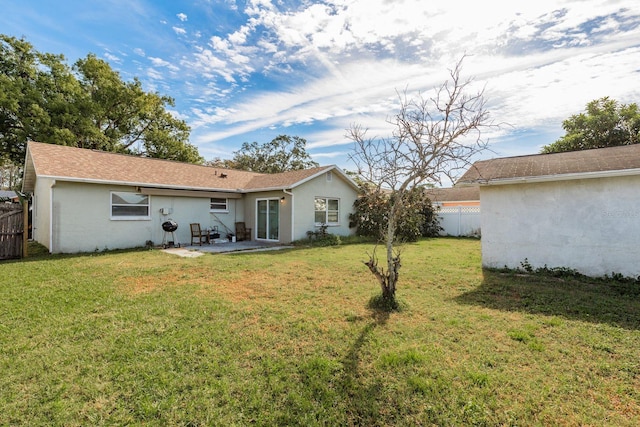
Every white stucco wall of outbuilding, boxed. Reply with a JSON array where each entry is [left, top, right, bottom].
[[480, 175, 640, 278]]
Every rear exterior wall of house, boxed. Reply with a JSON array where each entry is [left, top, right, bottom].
[[34, 181, 242, 253], [291, 171, 359, 241]]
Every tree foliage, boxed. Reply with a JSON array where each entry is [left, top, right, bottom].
[[0, 34, 202, 166], [229, 135, 319, 173], [348, 57, 493, 306], [0, 157, 21, 190], [349, 185, 441, 242], [541, 97, 640, 154]]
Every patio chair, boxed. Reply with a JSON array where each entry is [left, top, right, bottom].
[[235, 222, 252, 241], [190, 223, 208, 246]]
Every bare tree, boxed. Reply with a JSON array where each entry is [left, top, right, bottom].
[[347, 57, 493, 307]]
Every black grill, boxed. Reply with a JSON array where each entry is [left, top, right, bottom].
[[162, 220, 178, 232]]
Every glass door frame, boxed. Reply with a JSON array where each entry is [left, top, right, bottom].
[[256, 198, 280, 241]]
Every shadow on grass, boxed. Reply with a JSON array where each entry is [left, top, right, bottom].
[[339, 307, 389, 425], [455, 269, 640, 331]]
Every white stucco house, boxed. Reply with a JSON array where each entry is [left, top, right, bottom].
[[22, 141, 359, 253], [456, 144, 640, 278]]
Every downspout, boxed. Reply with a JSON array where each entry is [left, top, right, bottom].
[[49, 180, 56, 253], [283, 189, 294, 242]]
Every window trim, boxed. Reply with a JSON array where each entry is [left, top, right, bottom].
[[209, 197, 229, 213], [314, 197, 340, 226], [110, 191, 151, 220]]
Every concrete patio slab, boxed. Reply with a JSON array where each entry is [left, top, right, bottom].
[[161, 247, 205, 257], [162, 240, 293, 257]]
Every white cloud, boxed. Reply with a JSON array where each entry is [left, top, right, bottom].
[[193, 58, 432, 143], [135, 0, 639, 164], [103, 52, 121, 63], [167, 108, 189, 121], [149, 57, 171, 67], [310, 150, 351, 160], [147, 68, 164, 80], [148, 56, 180, 72], [7, 0, 633, 169], [191, 48, 226, 69], [226, 0, 238, 12]]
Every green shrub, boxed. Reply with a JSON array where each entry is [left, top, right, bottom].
[[302, 223, 341, 247], [349, 185, 441, 242]]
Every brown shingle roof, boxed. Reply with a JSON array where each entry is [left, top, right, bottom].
[[244, 166, 335, 190], [22, 141, 351, 193], [457, 144, 640, 185]]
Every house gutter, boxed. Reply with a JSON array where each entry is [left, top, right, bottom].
[[35, 174, 245, 194], [283, 189, 294, 242], [458, 167, 640, 187], [49, 180, 56, 253]]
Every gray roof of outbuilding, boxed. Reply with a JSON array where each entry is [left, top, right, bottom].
[[0, 190, 18, 198], [457, 144, 640, 186], [424, 186, 479, 202]]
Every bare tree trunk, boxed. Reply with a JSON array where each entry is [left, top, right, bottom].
[[364, 200, 401, 304], [384, 201, 399, 300], [364, 250, 400, 303]]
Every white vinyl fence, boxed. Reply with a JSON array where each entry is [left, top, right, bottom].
[[437, 206, 481, 237]]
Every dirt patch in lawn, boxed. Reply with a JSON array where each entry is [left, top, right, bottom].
[[117, 268, 279, 302], [195, 271, 278, 302], [118, 272, 180, 295]]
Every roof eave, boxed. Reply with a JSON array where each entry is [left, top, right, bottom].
[[242, 185, 291, 193], [21, 146, 37, 193], [433, 199, 479, 204], [242, 165, 360, 193], [289, 165, 360, 191], [35, 175, 245, 193], [289, 165, 334, 189], [462, 168, 640, 186], [331, 165, 360, 191]]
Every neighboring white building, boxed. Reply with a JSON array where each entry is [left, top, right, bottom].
[[22, 142, 359, 253], [457, 145, 640, 278], [425, 186, 481, 237]]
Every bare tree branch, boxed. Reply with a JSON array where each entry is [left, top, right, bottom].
[[347, 57, 496, 306]]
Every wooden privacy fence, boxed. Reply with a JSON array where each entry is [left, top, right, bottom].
[[0, 203, 24, 260]]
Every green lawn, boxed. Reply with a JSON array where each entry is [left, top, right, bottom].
[[1, 239, 638, 426]]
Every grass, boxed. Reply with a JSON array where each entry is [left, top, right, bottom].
[[0, 238, 638, 426]]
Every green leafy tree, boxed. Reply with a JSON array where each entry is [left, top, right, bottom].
[[0, 157, 21, 190], [231, 135, 319, 173], [542, 97, 640, 153], [0, 35, 49, 164], [0, 35, 202, 166]]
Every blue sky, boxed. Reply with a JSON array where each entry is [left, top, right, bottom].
[[2, 0, 640, 180]]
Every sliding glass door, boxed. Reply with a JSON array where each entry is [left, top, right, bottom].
[[257, 199, 279, 240]]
